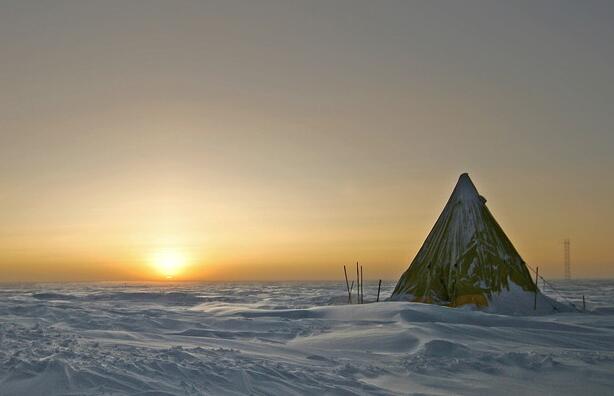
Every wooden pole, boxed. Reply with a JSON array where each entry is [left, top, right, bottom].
[[376, 279, 382, 302], [583, 295, 586, 312], [356, 262, 360, 304], [360, 265, 364, 304], [343, 265, 351, 304], [533, 266, 539, 310]]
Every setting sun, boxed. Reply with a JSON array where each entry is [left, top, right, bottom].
[[150, 249, 187, 279]]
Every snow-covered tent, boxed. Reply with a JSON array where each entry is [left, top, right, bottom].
[[391, 173, 564, 312]]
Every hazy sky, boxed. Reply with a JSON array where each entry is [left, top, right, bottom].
[[1, 1, 613, 281]]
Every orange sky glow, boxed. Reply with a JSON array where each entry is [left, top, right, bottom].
[[1, 1, 613, 281]]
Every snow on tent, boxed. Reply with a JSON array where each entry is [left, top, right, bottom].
[[391, 173, 569, 314]]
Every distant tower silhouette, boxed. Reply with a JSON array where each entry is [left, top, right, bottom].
[[564, 239, 571, 280]]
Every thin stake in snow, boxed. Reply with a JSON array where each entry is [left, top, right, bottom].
[[356, 262, 360, 304], [526, 262, 581, 312], [534, 266, 539, 310], [583, 295, 586, 312], [360, 265, 364, 304], [343, 265, 351, 304], [376, 279, 382, 302]]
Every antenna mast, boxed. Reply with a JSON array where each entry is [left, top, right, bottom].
[[564, 238, 571, 280]]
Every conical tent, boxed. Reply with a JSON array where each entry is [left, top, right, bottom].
[[391, 173, 537, 308]]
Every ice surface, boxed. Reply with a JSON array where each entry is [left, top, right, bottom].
[[0, 280, 613, 395]]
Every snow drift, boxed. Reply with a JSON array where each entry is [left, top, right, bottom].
[[0, 281, 612, 395]]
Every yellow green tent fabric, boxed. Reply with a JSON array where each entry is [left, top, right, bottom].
[[391, 173, 537, 308]]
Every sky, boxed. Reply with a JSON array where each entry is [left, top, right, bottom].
[[1, 0, 613, 281]]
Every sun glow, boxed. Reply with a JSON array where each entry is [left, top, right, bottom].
[[151, 249, 187, 279]]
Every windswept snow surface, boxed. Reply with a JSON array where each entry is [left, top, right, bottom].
[[1, 280, 613, 395]]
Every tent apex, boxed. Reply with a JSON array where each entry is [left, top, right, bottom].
[[453, 173, 480, 201]]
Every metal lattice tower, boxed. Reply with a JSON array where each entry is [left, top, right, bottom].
[[564, 239, 571, 280]]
